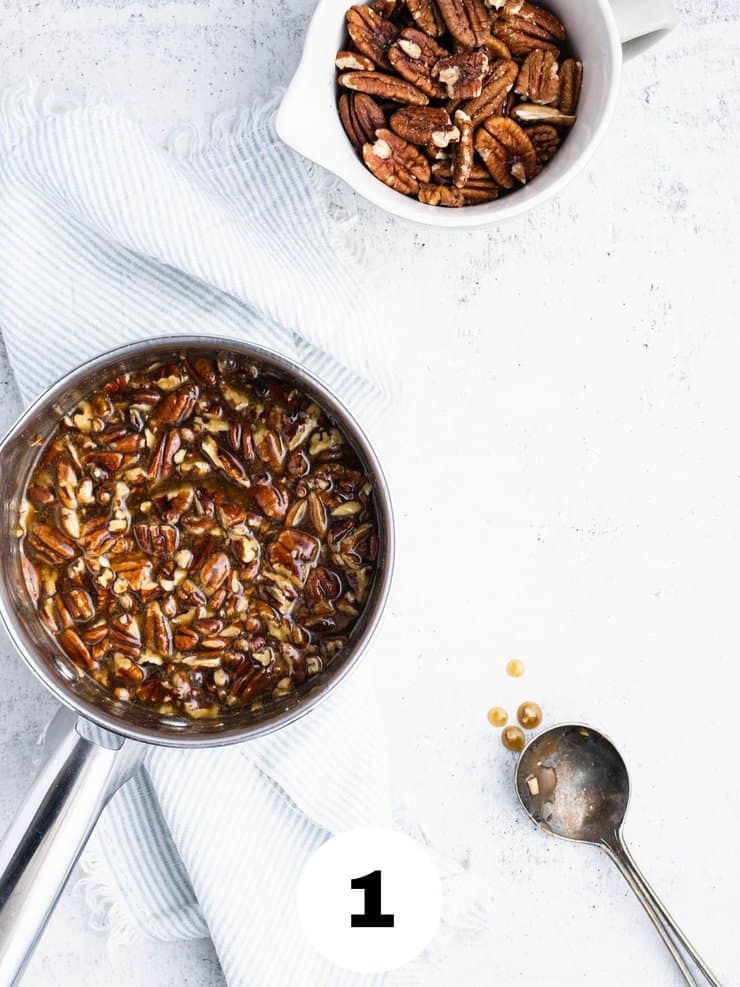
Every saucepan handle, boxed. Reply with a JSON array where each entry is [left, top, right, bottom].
[[0, 707, 137, 984], [609, 0, 677, 59]]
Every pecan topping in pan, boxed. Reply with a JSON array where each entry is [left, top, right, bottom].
[[22, 357, 379, 719]]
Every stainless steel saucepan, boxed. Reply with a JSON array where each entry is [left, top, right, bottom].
[[0, 336, 394, 983]]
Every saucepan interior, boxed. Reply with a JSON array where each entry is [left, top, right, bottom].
[[0, 336, 394, 747]]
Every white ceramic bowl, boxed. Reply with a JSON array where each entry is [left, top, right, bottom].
[[277, 0, 676, 228]]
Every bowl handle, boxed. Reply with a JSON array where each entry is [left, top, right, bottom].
[[276, 85, 341, 174], [609, 0, 677, 59], [0, 707, 140, 983]]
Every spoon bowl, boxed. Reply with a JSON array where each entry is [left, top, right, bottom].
[[516, 724, 629, 845]]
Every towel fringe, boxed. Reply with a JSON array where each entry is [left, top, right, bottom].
[[390, 807, 494, 985], [76, 849, 143, 946], [166, 92, 379, 274]]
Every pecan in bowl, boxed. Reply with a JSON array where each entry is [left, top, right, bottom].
[[335, 0, 582, 207], [9, 340, 392, 737]]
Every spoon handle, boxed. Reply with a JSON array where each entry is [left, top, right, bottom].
[[604, 835, 723, 986]]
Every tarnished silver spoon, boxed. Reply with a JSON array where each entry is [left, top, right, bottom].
[[516, 724, 722, 986]]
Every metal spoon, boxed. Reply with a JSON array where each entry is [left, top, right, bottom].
[[515, 724, 722, 986]]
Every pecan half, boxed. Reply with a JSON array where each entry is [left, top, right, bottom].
[[452, 109, 474, 187], [305, 566, 343, 607], [110, 613, 141, 657], [58, 627, 94, 668], [144, 601, 172, 656], [200, 551, 231, 593], [362, 128, 431, 195], [390, 106, 460, 147], [201, 435, 250, 487], [27, 523, 77, 564], [388, 29, 449, 100], [483, 35, 512, 60], [418, 183, 465, 206], [558, 58, 582, 115], [252, 473, 289, 519], [340, 92, 386, 149], [474, 115, 536, 187], [433, 48, 489, 100], [510, 102, 575, 125], [148, 429, 181, 482], [335, 49, 376, 71], [528, 123, 560, 170], [461, 58, 518, 125], [133, 521, 179, 556], [460, 175, 500, 203], [437, 0, 491, 47], [339, 70, 428, 105], [346, 4, 399, 68], [152, 383, 198, 425], [406, 0, 446, 37], [514, 48, 559, 105], [493, 0, 565, 56]]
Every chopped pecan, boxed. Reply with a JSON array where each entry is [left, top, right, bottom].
[[514, 48, 560, 105], [418, 183, 465, 206], [493, 0, 565, 56], [406, 0, 445, 36], [56, 460, 79, 509], [335, 49, 376, 71], [390, 106, 460, 147], [339, 70, 428, 105], [474, 116, 536, 187], [362, 129, 431, 195], [452, 109, 474, 187], [436, 0, 491, 47], [346, 4, 398, 68], [461, 58, 518, 125], [388, 29, 448, 100], [433, 48, 488, 100], [558, 58, 582, 115], [510, 102, 575, 125], [84, 450, 124, 473], [529, 123, 560, 169]]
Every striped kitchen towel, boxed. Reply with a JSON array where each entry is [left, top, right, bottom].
[[0, 82, 486, 985]]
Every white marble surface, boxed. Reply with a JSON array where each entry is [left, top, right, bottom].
[[1, 1, 739, 985]]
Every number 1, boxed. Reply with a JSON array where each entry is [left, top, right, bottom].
[[351, 869, 395, 928]]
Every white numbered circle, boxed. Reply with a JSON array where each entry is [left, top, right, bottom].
[[296, 827, 442, 974]]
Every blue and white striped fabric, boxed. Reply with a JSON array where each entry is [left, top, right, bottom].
[[0, 82, 486, 986], [0, 81, 400, 985]]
